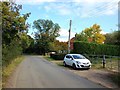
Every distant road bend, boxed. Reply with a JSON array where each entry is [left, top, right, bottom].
[[6, 55, 104, 88]]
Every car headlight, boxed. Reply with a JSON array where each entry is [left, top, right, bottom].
[[76, 61, 81, 64], [88, 61, 91, 65]]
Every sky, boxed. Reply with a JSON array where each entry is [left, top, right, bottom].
[[4, 0, 119, 41]]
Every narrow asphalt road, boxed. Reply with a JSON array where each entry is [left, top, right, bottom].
[[6, 55, 104, 88]]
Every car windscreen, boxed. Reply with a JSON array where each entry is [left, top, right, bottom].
[[72, 55, 86, 59]]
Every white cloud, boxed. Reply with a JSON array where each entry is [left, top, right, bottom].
[[11, 0, 119, 18], [73, 0, 118, 3], [73, 0, 119, 18], [44, 6, 51, 12], [42, 3, 72, 15], [100, 31, 107, 34], [41, 0, 119, 18], [59, 7, 71, 15], [12, 0, 119, 4], [15, 0, 56, 4], [56, 29, 76, 42]]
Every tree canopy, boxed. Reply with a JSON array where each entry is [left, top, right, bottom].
[[75, 24, 106, 44], [33, 19, 60, 55], [1, 1, 31, 66], [104, 31, 120, 45], [49, 40, 68, 53], [2, 1, 31, 45]]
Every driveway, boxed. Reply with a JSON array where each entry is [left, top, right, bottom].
[[5, 55, 104, 88]]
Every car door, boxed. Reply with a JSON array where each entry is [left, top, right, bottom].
[[68, 55, 74, 66], [65, 55, 70, 65], [65, 55, 73, 66]]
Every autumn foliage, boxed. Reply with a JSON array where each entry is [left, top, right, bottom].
[[75, 24, 106, 44]]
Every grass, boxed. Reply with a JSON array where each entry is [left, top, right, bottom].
[[43, 56, 64, 66], [2, 56, 24, 87], [53, 61, 63, 66], [89, 57, 119, 71], [43, 56, 55, 61], [90, 57, 120, 86], [91, 64, 103, 69]]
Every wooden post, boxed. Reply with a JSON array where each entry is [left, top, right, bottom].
[[102, 55, 106, 68], [68, 20, 72, 54]]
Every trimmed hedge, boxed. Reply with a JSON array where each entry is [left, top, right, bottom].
[[50, 54, 66, 60], [73, 41, 119, 56]]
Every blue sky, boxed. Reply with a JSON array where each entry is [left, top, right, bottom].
[[14, 0, 119, 41]]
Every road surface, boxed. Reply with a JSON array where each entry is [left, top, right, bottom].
[[6, 55, 104, 88]]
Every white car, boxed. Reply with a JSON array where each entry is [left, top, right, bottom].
[[63, 54, 91, 69]]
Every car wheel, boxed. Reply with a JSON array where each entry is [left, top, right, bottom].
[[63, 61, 67, 67], [72, 63, 76, 69]]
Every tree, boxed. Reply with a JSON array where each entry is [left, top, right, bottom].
[[23, 35, 35, 54], [104, 31, 120, 45], [75, 24, 106, 44], [2, 1, 30, 45], [1, 1, 30, 66], [19, 33, 33, 52], [33, 19, 60, 55], [49, 40, 68, 53]]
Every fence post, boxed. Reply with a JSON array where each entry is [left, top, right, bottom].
[[102, 55, 106, 68]]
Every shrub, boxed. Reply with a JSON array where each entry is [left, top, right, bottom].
[[50, 54, 66, 60], [2, 40, 22, 67], [73, 41, 119, 56]]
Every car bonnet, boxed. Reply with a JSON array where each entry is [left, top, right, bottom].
[[74, 59, 90, 63]]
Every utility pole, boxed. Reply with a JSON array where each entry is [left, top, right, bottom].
[[68, 20, 72, 54]]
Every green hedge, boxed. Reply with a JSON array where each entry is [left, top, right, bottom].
[[73, 41, 119, 56], [50, 54, 66, 60], [2, 40, 22, 67]]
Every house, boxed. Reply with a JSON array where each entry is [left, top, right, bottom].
[[70, 37, 75, 50]]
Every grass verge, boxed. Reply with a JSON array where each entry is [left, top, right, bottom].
[[91, 64, 103, 69], [43, 56, 63, 66], [2, 56, 24, 87], [43, 56, 55, 61]]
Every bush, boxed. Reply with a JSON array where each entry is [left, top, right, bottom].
[[73, 41, 119, 56], [2, 40, 22, 67], [50, 54, 66, 60]]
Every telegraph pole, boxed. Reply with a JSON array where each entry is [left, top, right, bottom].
[[68, 20, 72, 53]]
